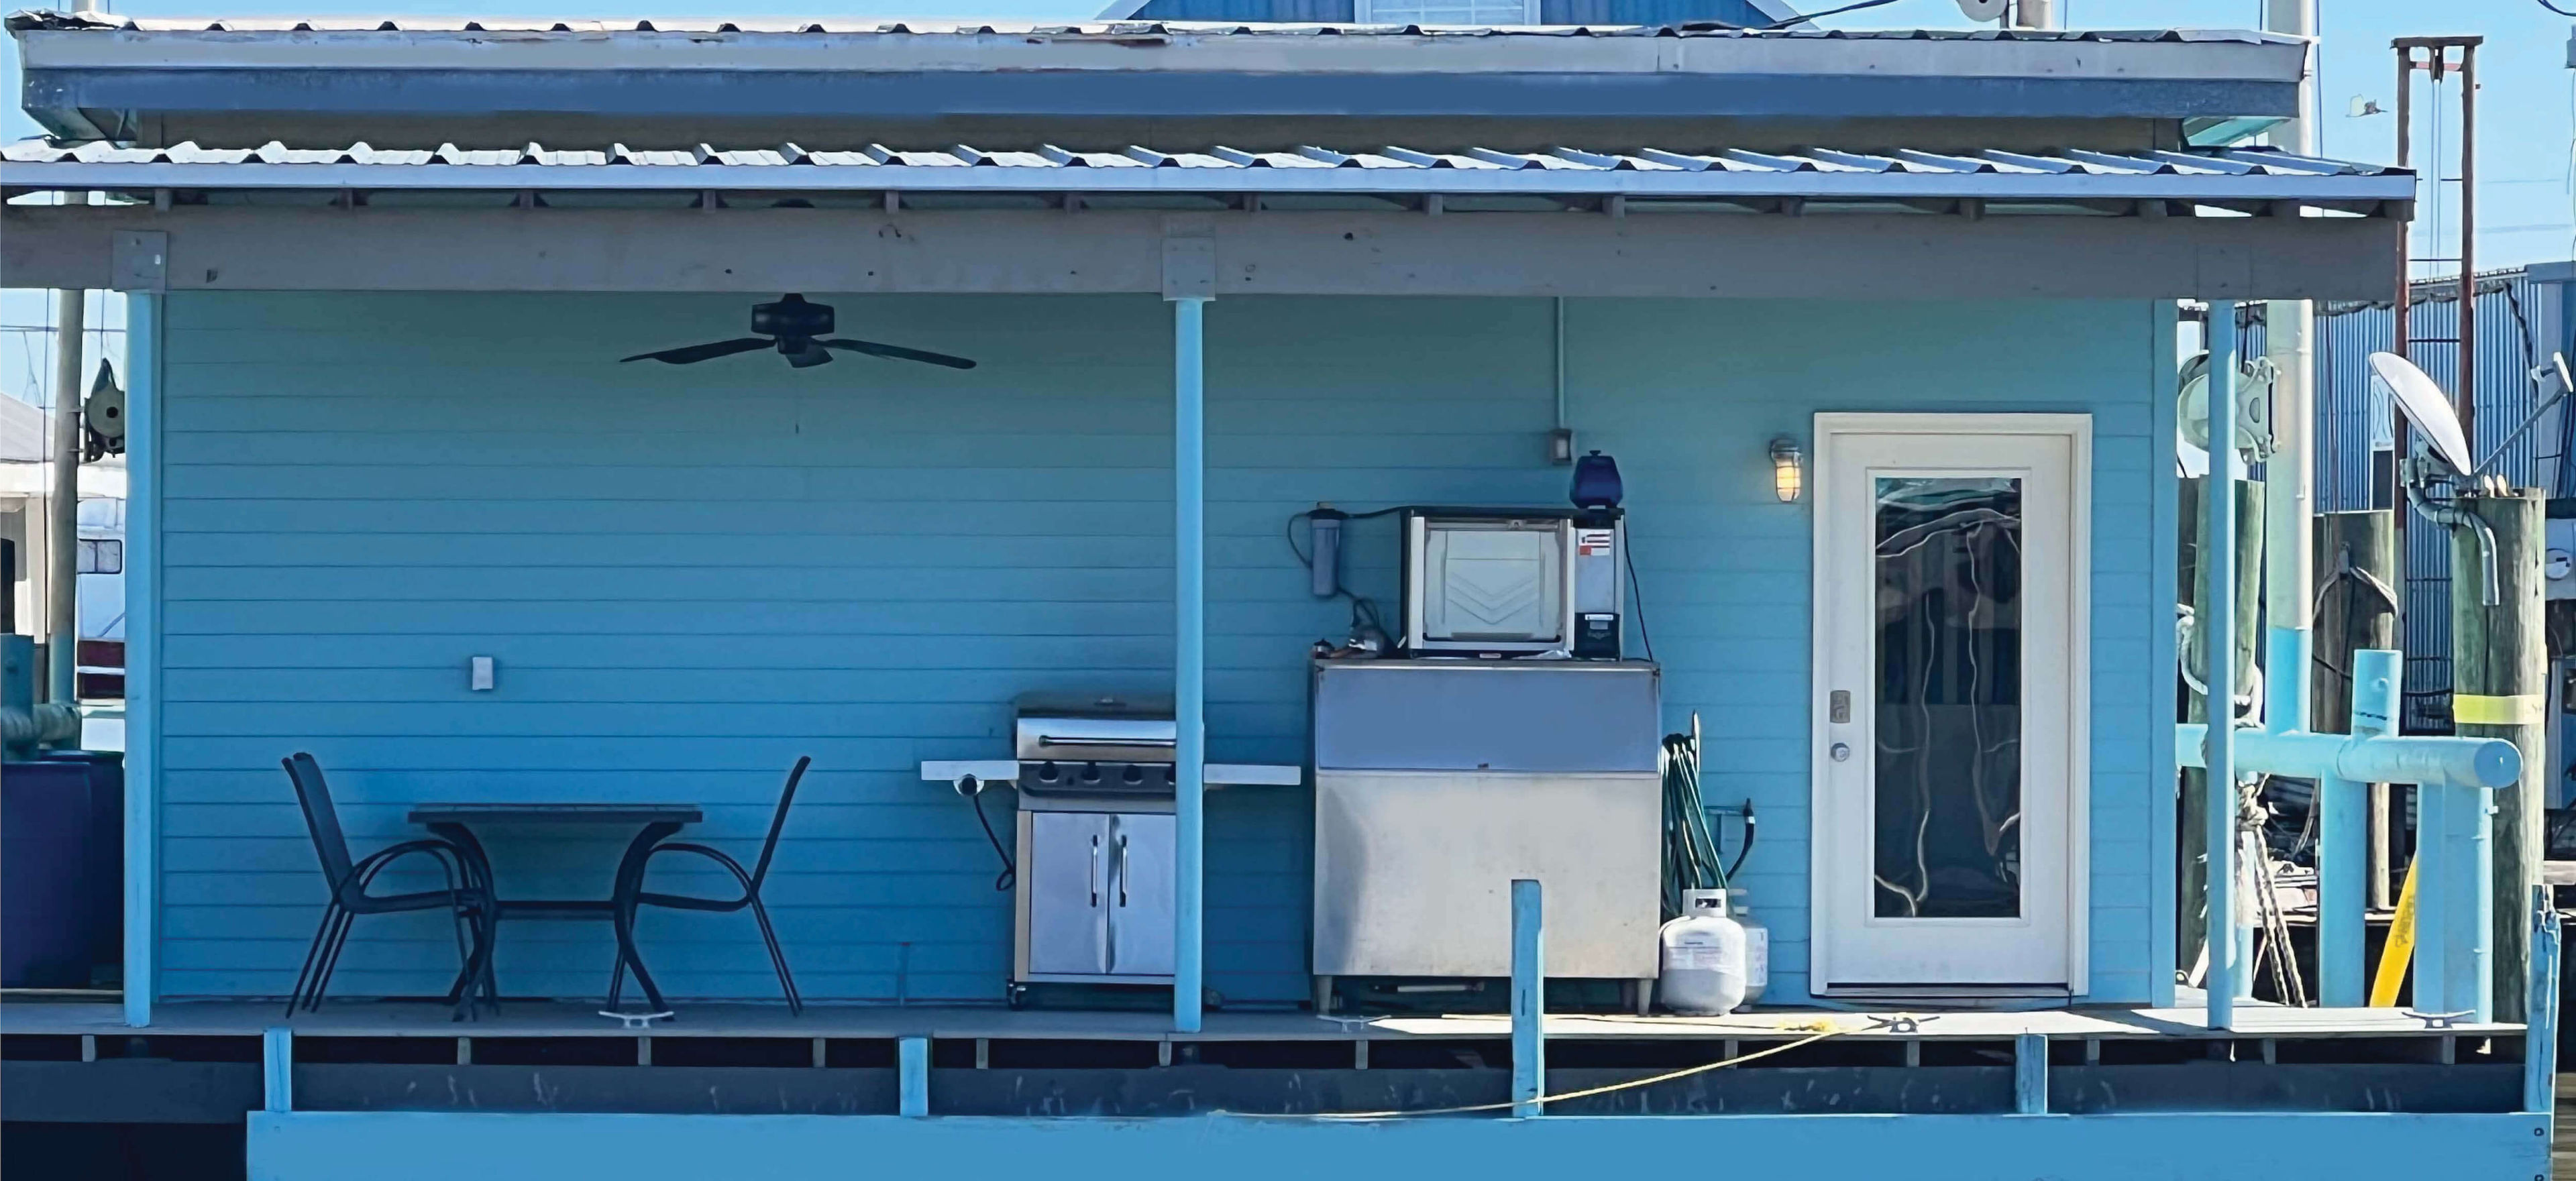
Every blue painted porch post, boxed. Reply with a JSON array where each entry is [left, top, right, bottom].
[[2319, 649, 2400, 1006], [898, 1036, 929, 1116], [1511, 879, 1544, 1117], [125, 292, 161, 1029], [263, 1027, 292, 1113], [2416, 782, 2493, 1021], [2204, 301, 2239, 1031], [1173, 294, 1208, 1035], [2416, 782, 2452, 1014]]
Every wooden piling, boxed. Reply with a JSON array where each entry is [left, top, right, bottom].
[[2312, 510, 2400, 909], [2449, 489, 2546, 1021]]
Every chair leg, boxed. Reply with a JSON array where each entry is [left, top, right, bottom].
[[449, 906, 498, 1023], [285, 901, 342, 1017], [303, 907, 356, 1013], [606, 939, 627, 1010], [442, 901, 489, 1009], [747, 895, 800, 1015]]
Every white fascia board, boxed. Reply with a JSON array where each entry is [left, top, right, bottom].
[[11, 26, 2305, 83], [0, 159, 2418, 203]]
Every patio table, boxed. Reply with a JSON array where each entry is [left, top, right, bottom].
[[407, 804, 704, 1016]]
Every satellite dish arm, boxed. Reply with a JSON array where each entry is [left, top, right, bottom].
[[2407, 480, 2502, 608]]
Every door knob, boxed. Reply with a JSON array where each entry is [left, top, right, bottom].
[[1829, 742, 1852, 763]]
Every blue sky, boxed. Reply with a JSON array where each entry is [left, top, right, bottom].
[[5, 0, 2571, 404]]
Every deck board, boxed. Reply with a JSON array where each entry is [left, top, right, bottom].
[[0, 999, 2518, 1042]]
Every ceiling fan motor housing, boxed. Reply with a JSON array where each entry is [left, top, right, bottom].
[[753, 294, 833, 339]]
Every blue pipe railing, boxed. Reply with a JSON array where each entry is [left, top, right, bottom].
[[2177, 650, 2517, 1024]]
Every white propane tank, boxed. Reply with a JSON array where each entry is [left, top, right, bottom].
[[1728, 887, 1768, 1006], [1658, 889, 1748, 1016]]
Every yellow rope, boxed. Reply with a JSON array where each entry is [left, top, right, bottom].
[[1224, 1019, 1857, 1121]]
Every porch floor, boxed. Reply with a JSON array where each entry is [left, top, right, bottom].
[[0, 996, 2518, 1042]]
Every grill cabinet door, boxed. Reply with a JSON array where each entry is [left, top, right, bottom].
[[1107, 813, 1177, 976], [1027, 811, 1110, 976]]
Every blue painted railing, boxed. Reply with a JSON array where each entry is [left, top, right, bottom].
[[2176, 646, 2518, 1025]]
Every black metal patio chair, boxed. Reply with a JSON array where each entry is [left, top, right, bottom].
[[282, 752, 492, 1019], [611, 756, 809, 1014]]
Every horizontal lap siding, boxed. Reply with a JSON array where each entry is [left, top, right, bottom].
[[157, 292, 2161, 1005], [1564, 297, 2161, 1003]]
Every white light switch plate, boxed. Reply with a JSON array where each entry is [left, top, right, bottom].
[[470, 656, 496, 691]]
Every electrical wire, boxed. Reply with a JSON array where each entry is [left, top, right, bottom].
[[2537, 0, 2576, 17], [1624, 542, 1656, 663]]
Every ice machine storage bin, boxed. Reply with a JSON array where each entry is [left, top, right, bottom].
[[1310, 659, 1663, 984]]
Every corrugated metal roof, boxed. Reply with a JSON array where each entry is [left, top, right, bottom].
[[3, 12, 2296, 40], [0, 139, 2410, 205]]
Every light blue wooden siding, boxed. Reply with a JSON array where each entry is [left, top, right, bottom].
[[154, 292, 2166, 1005]]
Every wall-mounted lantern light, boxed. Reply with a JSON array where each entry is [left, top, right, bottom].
[[1769, 437, 1805, 503]]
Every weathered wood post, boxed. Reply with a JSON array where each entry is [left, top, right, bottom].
[[2449, 489, 2545, 1021], [2312, 510, 2400, 909]]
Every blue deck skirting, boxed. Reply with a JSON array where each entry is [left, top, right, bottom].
[[246, 1111, 2550, 1181]]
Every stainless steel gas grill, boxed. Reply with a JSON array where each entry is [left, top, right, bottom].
[[1013, 694, 1179, 798], [919, 695, 1299, 1007]]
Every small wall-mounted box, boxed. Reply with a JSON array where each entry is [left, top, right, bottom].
[[469, 656, 496, 692]]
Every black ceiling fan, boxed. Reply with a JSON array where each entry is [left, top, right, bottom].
[[621, 294, 978, 371]]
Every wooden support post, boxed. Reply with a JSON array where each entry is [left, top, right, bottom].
[[899, 1036, 930, 1117], [1511, 878, 1544, 1118], [2180, 476, 2265, 978], [262, 1027, 292, 1114], [2313, 510, 2400, 911], [2452, 490, 2545, 1021], [2014, 1033, 2047, 1115]]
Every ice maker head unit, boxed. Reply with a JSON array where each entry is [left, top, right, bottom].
[[1401, 508, 1625, 659]]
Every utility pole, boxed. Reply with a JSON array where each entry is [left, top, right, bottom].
[[2451, 490, 2544, 1021], [44, 0, 104, 732], [2181, 470, 2265, 976], [47, 294, 82, 713]]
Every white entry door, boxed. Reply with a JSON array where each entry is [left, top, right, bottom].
[[1811, 414, 2089, 995]]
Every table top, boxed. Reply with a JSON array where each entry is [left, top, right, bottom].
[[409, 803, 703, 826]]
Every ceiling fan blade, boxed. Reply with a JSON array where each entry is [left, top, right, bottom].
[[820, 338, 979, 370], [620, 337, 772, 365]]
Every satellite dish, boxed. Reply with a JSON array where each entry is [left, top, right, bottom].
[[1955, 0, 2008, 18], [2367, 351, 2473, 475]]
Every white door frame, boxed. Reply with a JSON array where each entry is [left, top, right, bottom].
[[1807, 412, 2092, 996]]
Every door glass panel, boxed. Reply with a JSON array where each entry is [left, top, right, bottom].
[[1872, 475, 2023, 919]]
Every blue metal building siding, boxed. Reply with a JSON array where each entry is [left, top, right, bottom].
[[1117, 0, 1774, 23], [2314, 268, 2573, 731], [149, 292, 2166, 1006]]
